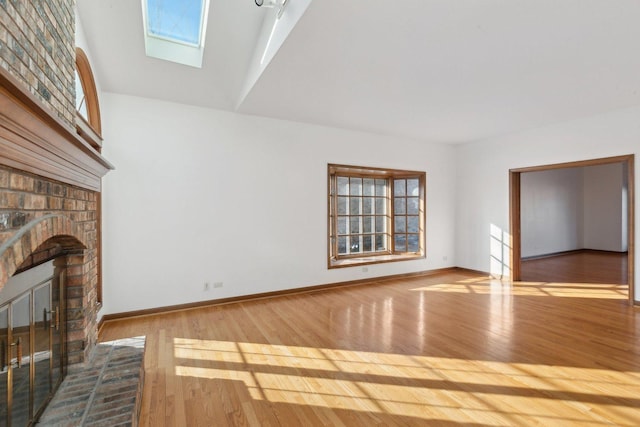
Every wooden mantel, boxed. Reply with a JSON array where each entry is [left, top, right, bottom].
[[0, 67, 113, 192]]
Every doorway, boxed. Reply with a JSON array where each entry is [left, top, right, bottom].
[[510, 155, 635, 304]]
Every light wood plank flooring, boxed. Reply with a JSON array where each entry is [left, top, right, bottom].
[[521, 250, 628, 284], [100, 269, 640, 426]]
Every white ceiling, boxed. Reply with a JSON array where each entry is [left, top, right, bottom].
[[77, 0, 640, 144]]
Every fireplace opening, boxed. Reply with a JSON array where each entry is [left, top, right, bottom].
[[0, 259, 66, 425], [0, 227, 89, 426], [0, 214, 145, 426]]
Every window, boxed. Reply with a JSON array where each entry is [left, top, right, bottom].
[[146, 0, 204, 45], [75, 69, 88, 120], [141, 0, 211, 68], [75, 47, 104, 305], [328, 164, 426, 268], [75, 47, 101, 136]]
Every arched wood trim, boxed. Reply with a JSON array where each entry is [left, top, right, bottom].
[[75, 47, 104, 304], [75, 47, 102, 136]]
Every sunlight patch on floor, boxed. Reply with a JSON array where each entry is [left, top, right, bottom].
[[411, 278, 627, 299], [173, 337, 640, 426]]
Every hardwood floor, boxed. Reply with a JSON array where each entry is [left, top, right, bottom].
[[521, 250, 628, 284], [100, 269, 640, 426]]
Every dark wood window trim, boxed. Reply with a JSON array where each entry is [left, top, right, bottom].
[[328, 164, 426, 269], [75, 47, 102, 141], [75, 47, 105, 306]]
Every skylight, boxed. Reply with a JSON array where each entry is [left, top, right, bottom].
[[142, 0, 210, 68], [147, 0, 203, 45]]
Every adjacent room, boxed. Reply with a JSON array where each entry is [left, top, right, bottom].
[[0, 0, 639, 425]]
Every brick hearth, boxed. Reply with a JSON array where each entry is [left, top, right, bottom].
[[38, 336, 145, 427]]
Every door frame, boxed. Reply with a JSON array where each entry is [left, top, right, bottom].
[[509, 154, 636, 305]]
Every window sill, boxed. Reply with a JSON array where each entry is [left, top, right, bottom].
[[329, 253, 425, 269]]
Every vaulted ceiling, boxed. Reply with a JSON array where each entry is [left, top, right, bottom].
[[77, 0, 640, 143]]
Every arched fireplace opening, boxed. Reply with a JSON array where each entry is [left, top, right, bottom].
[[0, 216, 94, 425]]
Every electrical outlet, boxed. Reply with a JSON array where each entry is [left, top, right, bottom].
[[204, 282, 210, 291], [213, 282, 223, 288]]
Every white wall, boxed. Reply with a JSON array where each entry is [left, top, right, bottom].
[[521, 163, 626, 258], [583, 163, 625, 251], [100, 93, 456, 315], [239, 0, 313, 106], [456, 104, 638, 298], [521, 168, 583, 257]]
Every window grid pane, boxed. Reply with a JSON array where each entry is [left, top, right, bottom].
[[393, 178, 421, 254], [335, 175, 389, 255]]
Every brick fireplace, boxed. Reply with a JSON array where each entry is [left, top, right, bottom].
[[0, 0, 113, 423], [0, 1, 111, 364], [0, 167, 102, 364]]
